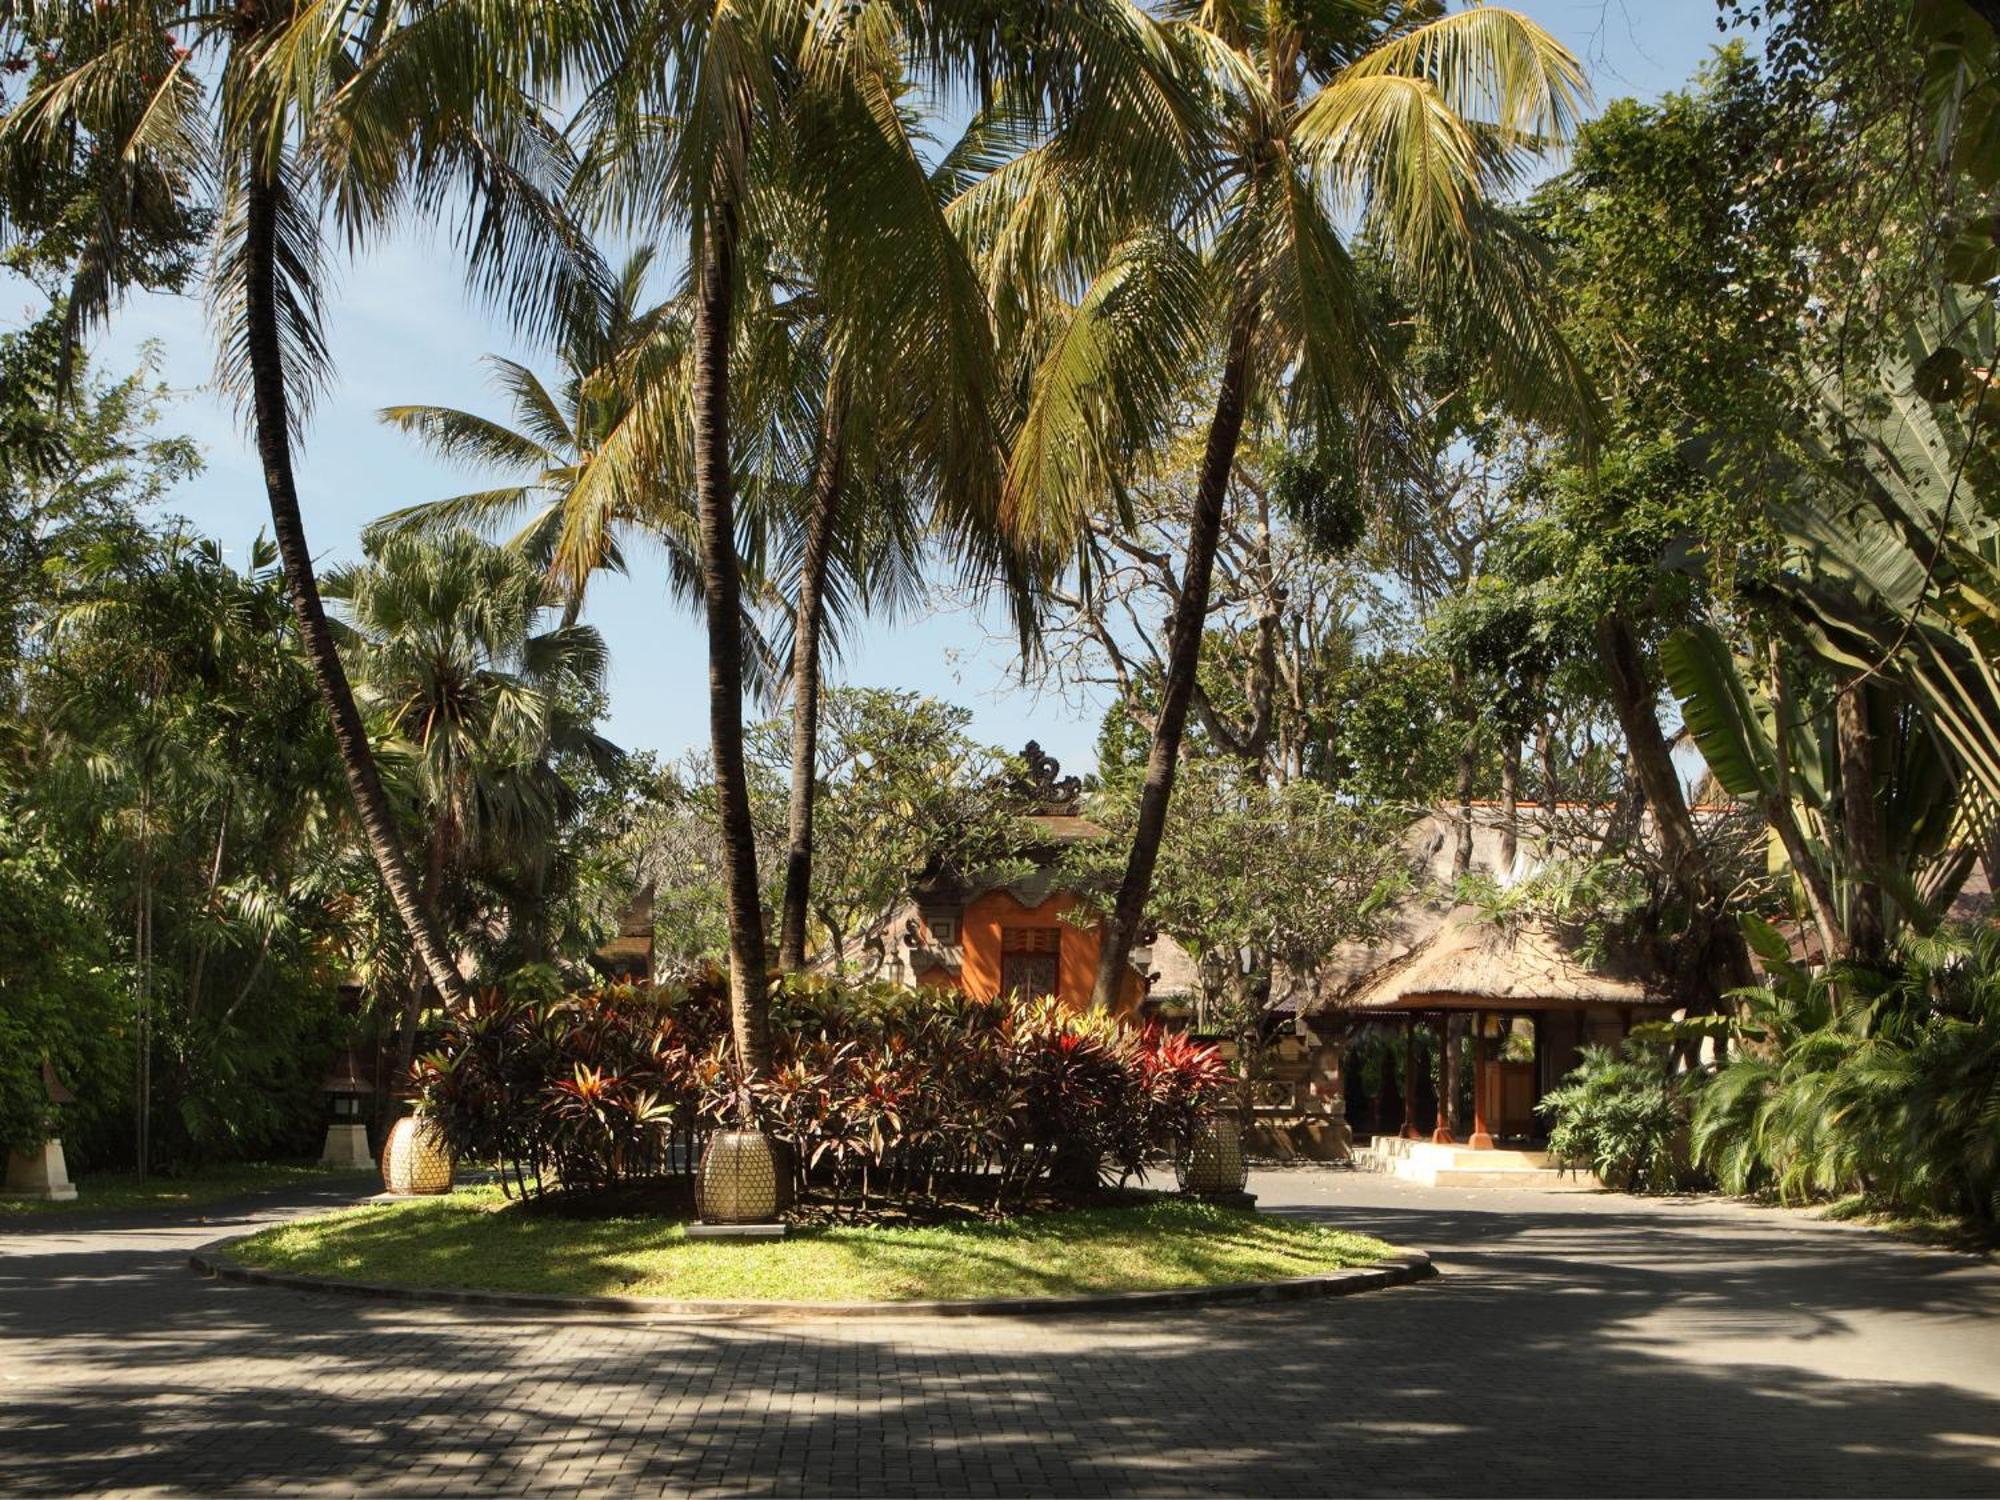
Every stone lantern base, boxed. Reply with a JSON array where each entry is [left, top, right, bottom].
[[320, 1122, 373, 1169], [5, 1139, 78, 1201]]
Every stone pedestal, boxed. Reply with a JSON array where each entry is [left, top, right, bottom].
[[685, 1222, 787, 1240], [320, 1122, 374, 1169], [5, 1139, 77, 1201]]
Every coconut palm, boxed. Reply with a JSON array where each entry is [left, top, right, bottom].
[[0, 0, 600, 1010], [573, 0, 1192, 1076], [368, 245, 699, 627], [961, 0, 1595, 1006], [760, 39, 1041, 973]]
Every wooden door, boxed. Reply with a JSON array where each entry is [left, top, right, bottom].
[[1000, 927, 1062, 1001]]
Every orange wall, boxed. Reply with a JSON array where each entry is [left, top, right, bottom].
[[934, 888, 1145, 1015]]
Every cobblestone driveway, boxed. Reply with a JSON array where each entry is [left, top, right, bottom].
[[3, 1167, 1997, 1496]]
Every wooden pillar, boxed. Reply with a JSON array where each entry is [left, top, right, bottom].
[[1430, 1012, 1457, 1145], [1400, 1016, 1420, 1139], [1469, 1010, 1494, 1150], [1531, 1012, 1548, 1130]]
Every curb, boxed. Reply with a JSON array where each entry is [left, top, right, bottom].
[[188, 1240, 1434, 1321]]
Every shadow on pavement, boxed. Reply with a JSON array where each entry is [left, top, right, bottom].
[[2, 1175, 1997, 1495]]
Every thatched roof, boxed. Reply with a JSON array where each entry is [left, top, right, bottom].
[[1139, 931, 1202, 1000], [1341, 905, 1658, 1013]]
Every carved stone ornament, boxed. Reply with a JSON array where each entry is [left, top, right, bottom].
[[1015, 740, 1083, 814]]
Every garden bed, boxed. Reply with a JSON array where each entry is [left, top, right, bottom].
[[226, 1186, 1398, 1304]]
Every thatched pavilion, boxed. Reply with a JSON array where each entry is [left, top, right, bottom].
[[1335, 904, 1664, 1149]]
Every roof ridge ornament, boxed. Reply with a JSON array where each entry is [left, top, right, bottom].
[[1015, 740, 1082, 815]]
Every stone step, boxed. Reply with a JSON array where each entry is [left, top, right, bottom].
[[1350, 1138, 1596, 1191], [1355, 1141, 1552, 1171]]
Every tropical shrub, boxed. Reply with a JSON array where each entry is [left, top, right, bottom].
[[415, 972, 1231, 1214], [1540, 1041, 1698, 1193], [1693, 927, 2000, 1229]]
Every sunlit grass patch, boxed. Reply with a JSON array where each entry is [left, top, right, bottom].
[[232, 1187, 1395, 1302], [1, 1161, 363, 1217]]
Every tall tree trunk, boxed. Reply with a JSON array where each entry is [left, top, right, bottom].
[[691, 209, 770, 1090], [1595, 612, 1755, 1001], [242, 173, 470, 1012], [1452, 667, 1477, 878], [1090, 299, 1257, 1010], [1499, 736, 1521, 876], [1837, 679, 1887, 963], [1537, 718, 1558, 815], [777, 380, 847, 972]]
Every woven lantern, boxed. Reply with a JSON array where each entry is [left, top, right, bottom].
[[381, 1114, 454, 1196], [1177, 1115, 1249, 1197], [695, 1129, 782, 1224]]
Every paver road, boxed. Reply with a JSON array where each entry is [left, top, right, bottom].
[[2, 1167, 1996, 1496]]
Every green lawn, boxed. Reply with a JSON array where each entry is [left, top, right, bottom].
[[231, 1187, 1395, 1302], [1, 1160, 367, 1217]]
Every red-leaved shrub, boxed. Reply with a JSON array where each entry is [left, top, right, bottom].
[[416, 972, 1230, 1213]]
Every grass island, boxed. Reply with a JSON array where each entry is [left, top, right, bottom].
[[229, 1190, 1396, 1305]]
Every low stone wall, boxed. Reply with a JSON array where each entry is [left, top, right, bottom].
[[1244, 1116, 1353, 1163]]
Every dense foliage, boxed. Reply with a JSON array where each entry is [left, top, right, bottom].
[[416, 974, 1231, 1215], [1694, 927, 2000, 1231], [1540, 1042, 1697, 1195], [1542, 924, 2000, 1228], [5, 0, 1998, 1246]]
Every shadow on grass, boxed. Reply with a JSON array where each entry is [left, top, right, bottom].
[[3, 1178, 2000, 1494]]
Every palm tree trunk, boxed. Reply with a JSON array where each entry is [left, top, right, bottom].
[[242, 172, 471, 1012], [1090, 300, 1257, 1011], [691, 209, 771, 1090], [777, 380, 848, 972]]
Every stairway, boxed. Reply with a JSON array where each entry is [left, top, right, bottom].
[[1353, 1134, 1598, 1190]]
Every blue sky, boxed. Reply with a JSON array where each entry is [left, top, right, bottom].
[[6, 0, 1744, 776]]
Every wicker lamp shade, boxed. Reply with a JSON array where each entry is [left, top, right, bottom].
[[696, 1130, 782, 1224], [1177, 1116, 1249, 1196], [381, 1115, 454, 1196]]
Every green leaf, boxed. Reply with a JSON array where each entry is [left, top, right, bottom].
[[1660, 624, 1775, 801]]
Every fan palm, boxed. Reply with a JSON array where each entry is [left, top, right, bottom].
[[0, 0, 602, 1010], [960, 0, 1594, 1006], [325, 529, 618, 1080], [1775, 309, 2000, 809]]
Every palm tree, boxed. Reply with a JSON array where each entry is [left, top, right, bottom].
[[762, 47, 1019, 972], [325, 529, 618, 1089], [965, 1, 1595, 1007], [574, 0, 1191, 1076], [1, 0, 599, 1011], [369, 247, 713, 628]]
